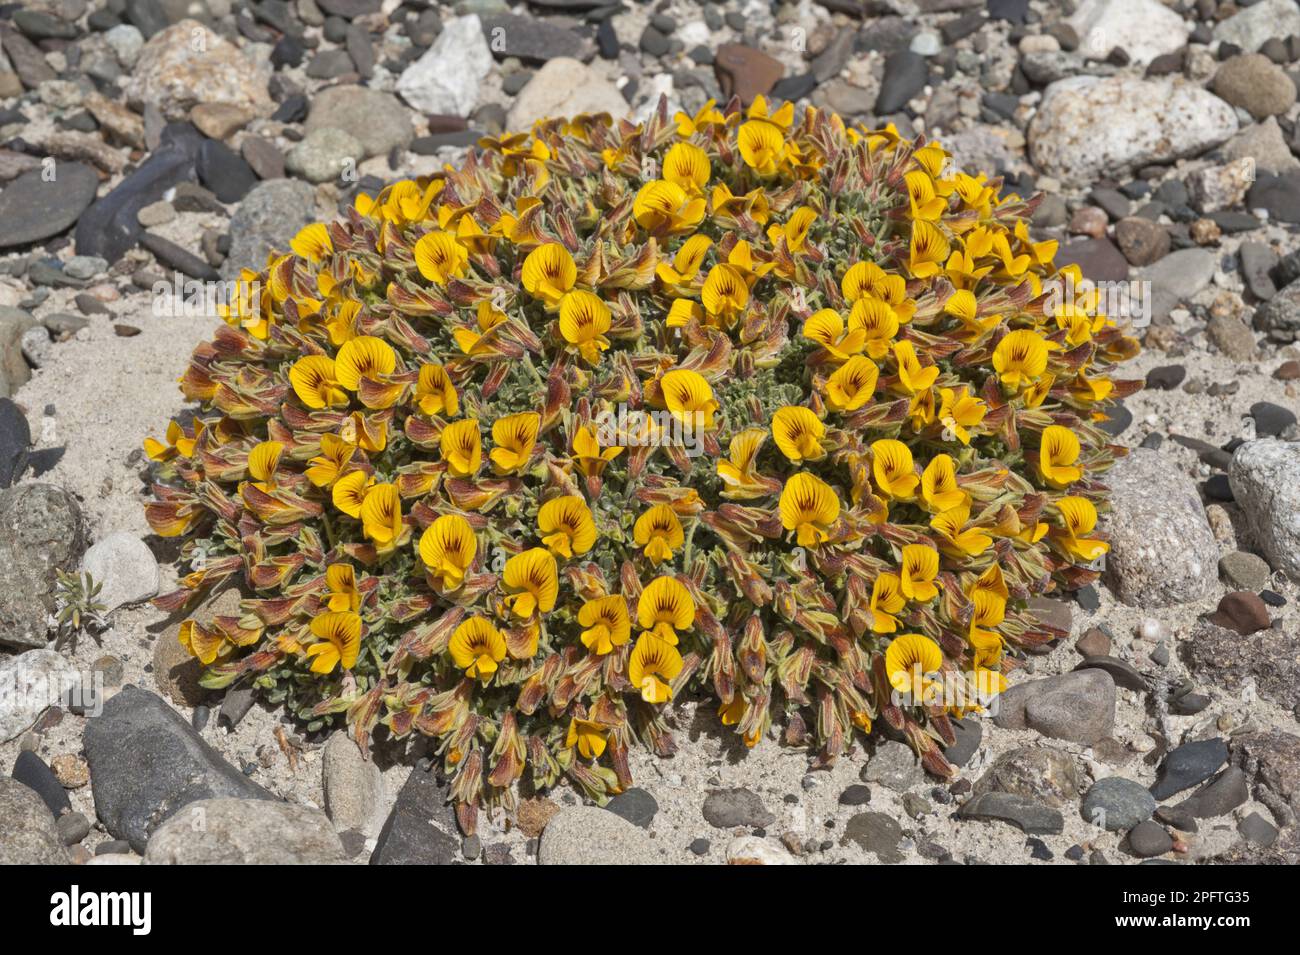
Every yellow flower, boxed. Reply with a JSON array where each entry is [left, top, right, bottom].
[[659, 368, 718, 430], [246, 440, 282, 492], [885, 632, 943, 694], [289, 355, 348, 409], [769, 205, 817, 252], [290, 222, 332, 262], [850, 298, 899, 360], [662, 141, 710, 195], [325, 563, 361, 612], [871, 439, 919, 501], [634, 504, 685, 565], [771, 406, 826, 463], [334, 335, 396, 391], [565, 717, 610, 760], [418, 514, 477, 590], [825, 355, 879, 412], [414, 230, 468, 285], [440, 419, 482, 477], [502, 547, 559, 618], [802, 308, 865, 361], [656, 233, 713, 285], [578, 595, 631, 655], [779, 472, 840, 546], [899, 543, 940, 602], [842, 260, 887, 302], [892, 340, 939, 395], [144, 419, 200, 462], [490, 412, 540, 475], [716, 427, 771, 499], [1051, 496, 1109, 562], [449, 616, 506, 684], [993, 329, 1049, 390], [637, 575, 695, 644], [921, 454, 969, 513], [558, 290, 612, 364], [360, 482, 403, 549], [1038, 425, 1082, 488], [628, 633, 684, 704], [737, 120, 786, 176], [178, 620, 226, 665], [698, 263, 750, 327], [331, 469, 372, 518], [306, 611, 361, 674], [869, 573, 905, 634], [930, 503, 993, 557], [521, 242, 577, 307], [415, 363, 458, 417], [904, 169, 947, 220], [674, 98, 726, 137], [455, 301, 507, 355], [907, 220, 950, 279], [633, 179, 706, 235], [746, 95, 794, 129], [538, 495, 597, 559], [573, 423, 623, 477], [938, 386, 986, 445]]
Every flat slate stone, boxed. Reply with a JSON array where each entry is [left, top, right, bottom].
[[958, 792, 1065, 834], [370, 767, 459, 865], [0, 163, 99, 249], [1150, 737, 1228, 801], [83, 685, 274, 852]]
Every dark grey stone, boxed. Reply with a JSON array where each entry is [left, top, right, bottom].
[[1082, 776, 1156, 831], [702, 788, 774, 829], [0, 163, 100, 249], [370, 767, 459, 865], [606, 787, 658, 829], [83, 685, 275, 852], [1150, 737, 1228, 800], [958, 792, 1065, 834]]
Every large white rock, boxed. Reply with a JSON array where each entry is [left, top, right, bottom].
[[1101, 448, 1219, 607], [1029, 77, 1237, 187], [81, 531, 159, 612], [1214, 0, 1300, 52], [1068, 0, 1190, 67], [396, 14, 493, 117], [506, 57, 629, 132], [1229, 439, 1300, 582], [0, 649, 77, 742]]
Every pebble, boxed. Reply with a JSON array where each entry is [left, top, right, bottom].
[[370, 767, 458, 865], [958, 792, 1065, 835], [726, 835, 798, 865], [1082, 777, 1157, 831], [1128, 819, 1174, 857], [56, 810, 92, 846], [0, 650, 78, 741], [1228, 440, 1300, 581], [840, 811, 906, 861], [1207, 591, 1272, 635], [80, 531, 160, 612], [1151, 738, 1229, 801], [702, 788, 774, 829], [0, 777, 67, 863], [974, 746, 1080, 809], [994, 669, 1116, 744], [606, 787, 658, 829]]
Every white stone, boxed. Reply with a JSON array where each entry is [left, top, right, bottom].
[[727, 835, 799, 865], [124, 20, 272, 120], [507, 57, 629, 132], [1029, 77, 1237, 187], [80, 531, 160, 612], [395, 14, 492, 117], [104, 24, 144, 66], [1214, 0, 1300, 52], [1229, 439, 1300, 582], [0, 650, 78, 742], [1068, 0, 1190, 67]]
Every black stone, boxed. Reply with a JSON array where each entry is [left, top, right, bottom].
[[370, 767, 459, 865], [0, 397, 32, 489], [83, 685, 275, 852], [197, 139, 257, 204], [75, 123, 202, 263], [1145, 364, 1186, 390], [876, 51, 929, 114], [1250, 401, 1297, 437], [605, 787, 658, 828], [140, 232, 220, 281], [771, 72, 818, 101], [217, 686, 256, 729], [12, 751, 72, 817], [1150, 737, 1228, 801]]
